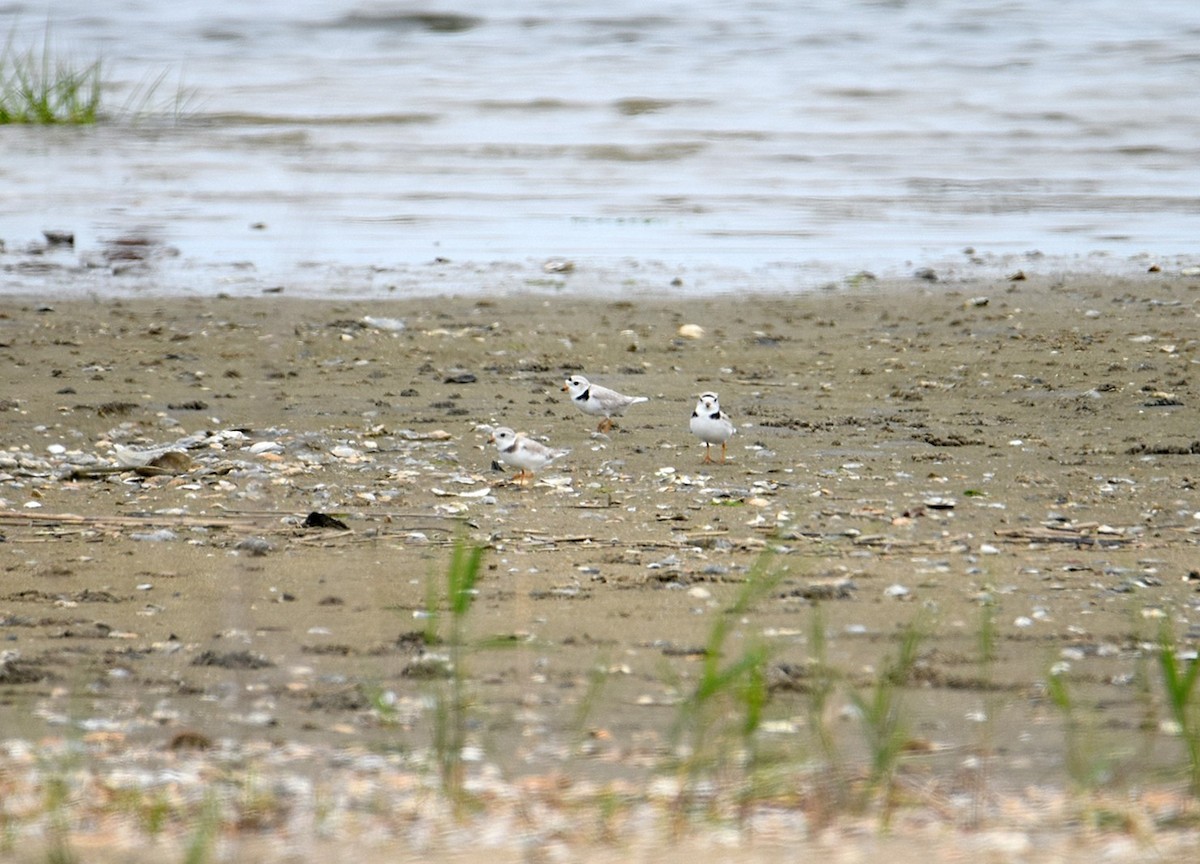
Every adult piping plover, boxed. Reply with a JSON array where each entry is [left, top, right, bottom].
[[562, 374, 649, 432], [689, 391, 735, 464], [488, 426, 570, 484]]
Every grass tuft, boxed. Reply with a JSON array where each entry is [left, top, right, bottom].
[[805, 603, 850, 812], [846, 612, 927, 822], [1157, 623, 1200, 794], [1, 25, 195, 125], [182, 793, 220, 864], [424, 535, 487, 809], [667, 551, 786, 819], [0, 28, 101, 124]]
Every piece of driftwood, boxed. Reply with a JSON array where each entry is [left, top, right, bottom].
[[0, 509, 260, 531], [993, 526, 1127, 545], [63, 465, 180, 479]]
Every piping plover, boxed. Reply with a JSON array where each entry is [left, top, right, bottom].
[[488, 426, 570, 484], [689, 391, 735, 463], [562, 374, 649, 432]]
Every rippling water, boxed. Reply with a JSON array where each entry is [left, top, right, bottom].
[[3, 0, 1199, 296]]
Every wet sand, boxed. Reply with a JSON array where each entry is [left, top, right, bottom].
[[3, 272, 1200, 861]]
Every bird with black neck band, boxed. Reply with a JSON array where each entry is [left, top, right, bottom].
[[689, 391, 735, 464], [562, 374, 648, 433]]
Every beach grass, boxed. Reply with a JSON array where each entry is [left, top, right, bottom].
[[0, 28, 101, 124], [4, 550, 1200, 855], [666, 551, 785, 819], [1157, 623, 1200, 794], [804, 603, 851, 814], [846, 612, 927, 822], [5, 596, 1200, 857], [425, 536, 487, 808], [1, 26, 194, 125]]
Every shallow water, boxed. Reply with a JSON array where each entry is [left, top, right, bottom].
[[3, 0, 1200, 296]]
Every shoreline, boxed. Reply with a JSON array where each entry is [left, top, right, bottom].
[[3, 242, 1194, 302]]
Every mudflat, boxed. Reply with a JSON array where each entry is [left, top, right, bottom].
[[2, 273, 1200, 861]]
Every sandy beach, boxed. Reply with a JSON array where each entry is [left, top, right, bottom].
[[3, 271, 1200, 861]]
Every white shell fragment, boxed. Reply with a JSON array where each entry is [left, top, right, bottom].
[[362, 316, 406, 332]]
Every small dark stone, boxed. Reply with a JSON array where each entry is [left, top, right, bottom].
[[304, 512, 350, 530], [42, 230, 74, 246], [168, 730, 213, 750]]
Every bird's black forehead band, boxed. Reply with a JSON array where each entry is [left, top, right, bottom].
[[698, 391, 719, 400]]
